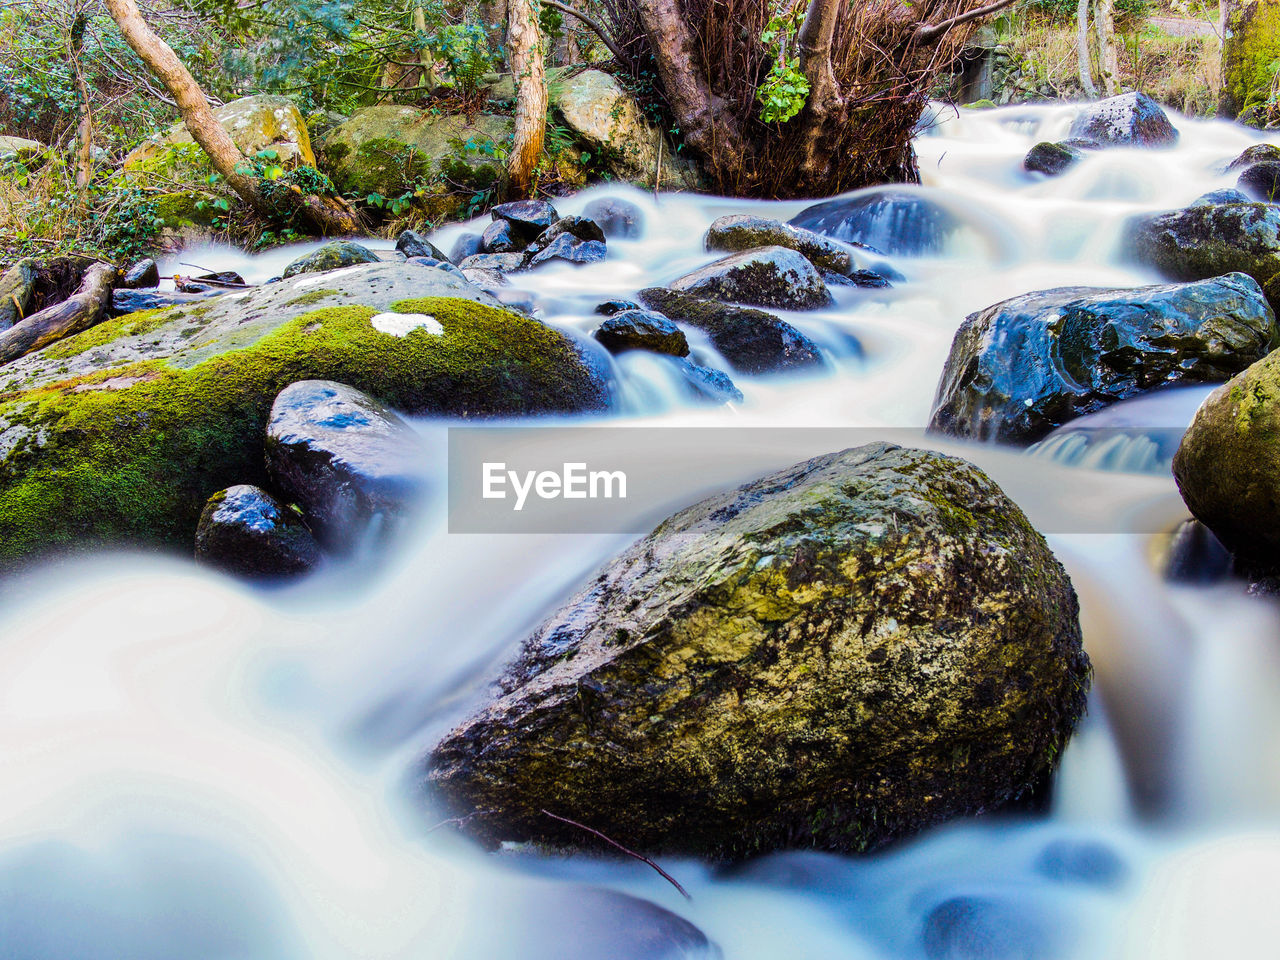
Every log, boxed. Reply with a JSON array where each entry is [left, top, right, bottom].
[[0, 262, 119, 365]]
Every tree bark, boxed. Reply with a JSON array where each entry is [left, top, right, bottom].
[[1077, 0, 1098, 97], [68, 12, 95, 190], [0, 262, 117, 365], [102, 0, 361, 235], [508, 0, 547, 195], [1094, 0, 1118, 96]]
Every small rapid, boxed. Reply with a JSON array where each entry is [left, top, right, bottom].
[[5, 103, 1280, 959]]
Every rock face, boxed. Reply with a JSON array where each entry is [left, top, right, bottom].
[[593, 310, 689, 356], [0, 135, 45, 164], [1067, 92, 1178, 147], [705, 215, 856, 274], [551, 70, 700, 188], [282, 241, 381, 278], [122, 259, 160, 289], [194, 484, 320, 577], [265, 381, 427, 552], [1173, 349, 1280, 559], [639, 288, 826, 374], [1024, 141, 1085, 176], [424, 443, 1089, 858], [0, 262, 609, 568], [582, 197, 644, 239], [1238, 161, 1280, 201], [1221, 0, 1280, 119], [1124, 202, 1280, 310], [395, 229, 448, 261], [0, 259, 38, 331], [790, 190, 956, 256], [668, 246, 832, 310], [930, 274, 1278, 444]]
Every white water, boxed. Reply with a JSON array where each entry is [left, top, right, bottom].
[[9, 104, 1280, 959]]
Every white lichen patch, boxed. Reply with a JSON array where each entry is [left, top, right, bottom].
[[370, 312, 444, 337]]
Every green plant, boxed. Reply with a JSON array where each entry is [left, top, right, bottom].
[[755, 5, 810, 124]]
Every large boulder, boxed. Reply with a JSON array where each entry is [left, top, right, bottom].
[[1124, 202, 1280, 310], [282, 240, 381, 278], [550, 69, 700, 188], [929, 274, 1278, 444], [1173, 349, 1280, 559], [790, 189, 957, 256], [0, 263, 609, 569], [639, 287, 826, 374], [1221, 0, 1280, 120], [705, 214, 857, 275], [194, 484, 320, 578], [1067, 92, 1178, 147], [0, 135, 45, 164], [424, 443, 1089, 858], [582, 197, 644, 239], [668, 246, 832, 310]]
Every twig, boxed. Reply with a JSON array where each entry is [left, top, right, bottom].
[[540, 809, 691, 901], [915, 0, 1018, 44], [541, 0, 630, 64]]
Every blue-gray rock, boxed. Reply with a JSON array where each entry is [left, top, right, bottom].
[[593, 309, 689, 356], [1191, 189, 1251, 206], [459, 252, 528, 273], [122, 258, 160, 289], [1237, 161, 1280, 201], [527, 234, 606, 267], [668, 246, 832, 310], [790, 190, 954, 256], [533, 215, 606, 246], [112, 288, 221, 314], [1067, 92, 1177, 147], [405, 256, 467, 281], [674, 357, 743, 404], [922, 895, 1064, 960], [582, 196, 644, 239], [705, 214, 856, 274], [194, 484, 320, 578], [449, 232, 484, 263], [482, 218, 525, 253], [1162, 519, 1233, 585], [395, 228, 448, 261], [929, 273, 1279, 444], [264, 380, 429, 553], [281, 240, 381, 278], [492, 199, 559, 239], [594, 298, 643, 315]]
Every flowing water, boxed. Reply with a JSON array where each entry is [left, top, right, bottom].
[[4, 103, 1280, 959]]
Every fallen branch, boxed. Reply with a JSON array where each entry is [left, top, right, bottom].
[[542, 0, 630, 65], [915, 0, 1018, 44], [540, 809, 691, 900], [0, 262, 118, 365]]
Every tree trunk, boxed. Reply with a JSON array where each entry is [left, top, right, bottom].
[[1093, 0, 1118, 95], [412, 3, 441, 90], [102, 0, 361, 235], [1221, 0, 1280, 118], [508, 0, 547, 195], [1077, 0, 1098, 97], [795, 0, 843, 184], [68, 13, 95, 190], [0, 262, 117, 365]]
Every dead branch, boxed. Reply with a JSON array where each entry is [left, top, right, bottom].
[[915, 0, 1018, 43], [541, 809, 692, 900]]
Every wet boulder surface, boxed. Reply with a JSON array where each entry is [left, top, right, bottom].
[[930, 273, 1279, 444], [282, 240, 381, 278], [583, 197, 644, 239], [194, 484, 320, 577], [1066, 92, 1178, 147], [704, 214, 857, 275], [593, 309, 689, 357], [424, 443, 1089, 859], [1024, 141, 1087, 176], [790, 189, 958, 256], [668, 246, 832, 310], [639, 287, 826, 375]]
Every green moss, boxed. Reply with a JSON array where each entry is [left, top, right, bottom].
[[285, 289, 340, 307], [1223, 0, 1280, 118], [43, 308, 175, 359], [153, 191, 221, 228]]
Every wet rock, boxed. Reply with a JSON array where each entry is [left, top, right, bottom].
[[1191, 189, 1251, 206], [175, 271, 245, 293], [1067, 92, 1178, 147], [668, 246, 832, 310], [449, 232, 484, 263], [481, 219, 525, 254], [532, 215, 606, 247], [922, 894, 1063, 960], [122, 259, 160, 289], [593, 310, 689, 356], [282, 240, 381, 278], [594, 298, 643, 315], [639, 287, 826, 375], [459, 252, 528, 273], [1226, 144, 1280, 173], [1123, 202, 1280, 310], [1024, 141, 1085, 176], [826, 269, 894, 289], [194, 484, 320, 578], [527, 234, 607, 267], [790, 189, 955, 256], [492, 199, 559, 240], [424, 444, 1088, 857], [1162, 519, 1233, 585], [1237, 161, 1280, 201], [705, 214, 856, 274], [395, 229, 448, 261], [405, 256, 466, 281], [264, 380, 428, 552], [112, 288, 222, 314], [674, 357, 743, 404], [930, 274, 1278, 444], [461, 266, 508, 290], [583, 197, 644, 239]]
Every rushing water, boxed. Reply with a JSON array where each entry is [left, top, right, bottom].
[[5, 103, 1280, 959]]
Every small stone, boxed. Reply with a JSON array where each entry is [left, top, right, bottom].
[[526, 234, 606, 267], [395, 228, 448, 261], [122, 258, 160, 289], [449, 232, 483, 263], [1024, 141, 1085, 176], [593, 310, 689, 356], [481, 218, 525, 254], [194, 484, 320, 578], [594, 298, 643, 315]]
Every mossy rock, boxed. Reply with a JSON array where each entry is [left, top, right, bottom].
[[0, 263, 609, 571], [424, 443, 1089, 859], [153, 191, 222, 229], [1221, 0, 1280, 120], [281, 240, 381, 278]]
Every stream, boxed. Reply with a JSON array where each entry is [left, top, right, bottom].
[[3, 102, 1280, 959]]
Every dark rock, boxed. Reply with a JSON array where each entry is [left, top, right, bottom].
[[111, 288, 222, 314], [194, 484, 320, 578], [705, 214, 856, 274], [790, 190, 956, 256], [582, 196, 643, 239], [1024, 141, 1085, 176], [459, 252, 528, 273], [673, 357, 743, 404], [593, 309, 689, 356], [176, 271, 245, 293], [922, 895, 1062, 960], [281, 240, 381, 278], [492, 199, 559, 239], [1192, 189, 1251, 206], [1124, 201, 1280, 310], [668, 246, 832, 310], [1225, 143, 1280, 173], [395, 228, 448, 261], [264, 380, 428, 553], [449, 232, 484, 263], [461, 266, 508, 289], [122, 258, 160, 289], [930, 274, 1278, 444], [640, 287, 826, 375], [1237, 161, 1280, 201], [1034, 839, 1127, 888], [423, 444, 1089, 858], [481, 218, 525, 254], [1067, 92, 1178, 147], [1163, 519, 1234, 584], [849, 269, 893, 289], [594, 298, 643, 315], [526, 234, 607, 267], [532, 215, 606, 247]]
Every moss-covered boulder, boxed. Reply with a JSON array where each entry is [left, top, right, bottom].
[[1221, 0, 1280, 120], [668, 246, 832, 310], [423, 443, 1089, 858], [1024, 141, 1086, 177], [0, 263, 609, 570], [1173, 349, 1280, 559], [0, 135, 46, 164], [1124, 202, 1280, 311], [1067, 92, 1178, 147], [704, 215, 856, 275], [281, 240, 381, 278], [930, 274, 1279, 445]]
